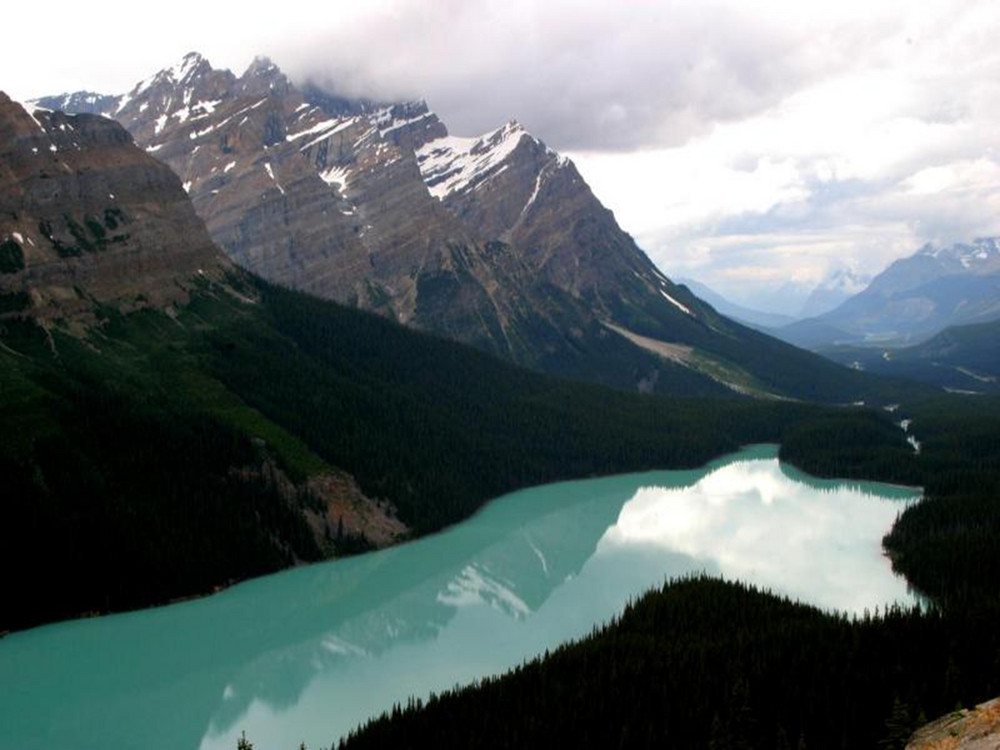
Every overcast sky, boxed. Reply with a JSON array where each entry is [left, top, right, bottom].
[[7, 0, 1000, 311]]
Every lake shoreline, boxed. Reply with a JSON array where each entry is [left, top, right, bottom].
[[0, 447, 921, 750], [3, 442, 923, 642]]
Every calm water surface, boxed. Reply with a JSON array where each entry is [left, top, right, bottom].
[[0, 445, 921, 750]]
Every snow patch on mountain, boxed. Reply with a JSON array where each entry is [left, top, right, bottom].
[[263, 162, 285, 195], [417, 121, 531, 199], [518, 163, 549, 221], [320, 165, 352, 193], [376, 108, 436, 137], [286, 117, 354, 144], [660, 287, 693, 316]]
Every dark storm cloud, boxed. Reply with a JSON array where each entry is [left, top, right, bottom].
[[271, 0, 884, 151]]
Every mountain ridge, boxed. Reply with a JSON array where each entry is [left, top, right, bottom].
[[677, 277, 798, 330], [33, 52, 925, 403]]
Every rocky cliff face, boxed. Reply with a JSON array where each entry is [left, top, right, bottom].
[[36, 52, 884, 400], [0, 92, 229, 320]]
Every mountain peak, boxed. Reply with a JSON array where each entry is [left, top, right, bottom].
[[796, 266, 871, 318], [970, 236, 1000, 257], [485, 119, 530, 148], [242, 55, 279, 78], [374, 99, 433, 123], [369, 99, 448, 151], [238, 55, 290, 96], [164, 51, 211, 83], [130, 51, 212, 98]]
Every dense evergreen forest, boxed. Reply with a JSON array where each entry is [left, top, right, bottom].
[[781, 396, 1000, 608], [819, 318, 1000, 393], [0, 274, 912, 632], [338, 577, 1000, 750]]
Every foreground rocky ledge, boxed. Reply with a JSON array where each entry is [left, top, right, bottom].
[[907, 698, 1000, 749]]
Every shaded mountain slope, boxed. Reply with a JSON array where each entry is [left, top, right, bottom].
[[820, 318, 1000, 394]]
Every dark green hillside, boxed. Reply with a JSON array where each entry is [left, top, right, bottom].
[[881, 397, 1000, 607], [822, 318, 1000, 393], [339, 577, 1000, 750], [1, 274, 914, 632]]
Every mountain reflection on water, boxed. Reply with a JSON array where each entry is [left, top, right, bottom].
[[0, 445, 920, 750]]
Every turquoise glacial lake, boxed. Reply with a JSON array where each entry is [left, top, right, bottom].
[[0, 445, 921, 749]]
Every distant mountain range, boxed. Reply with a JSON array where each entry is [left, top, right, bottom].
[[774, 238, 1000, 349], [677, 278, 797, 330], [29, 51, 912, 403], [676, 267, 868, 329]]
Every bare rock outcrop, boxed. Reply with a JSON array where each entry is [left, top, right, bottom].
[[907, 698, 1000, 750]]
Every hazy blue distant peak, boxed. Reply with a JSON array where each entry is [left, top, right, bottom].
[[796, 266, 872, 319], [816, 266, 871, 294]]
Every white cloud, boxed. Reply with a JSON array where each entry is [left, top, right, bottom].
[[568, 0, 1000, 309]]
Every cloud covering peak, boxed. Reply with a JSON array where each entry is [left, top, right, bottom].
[[275, 0, 887, 151]]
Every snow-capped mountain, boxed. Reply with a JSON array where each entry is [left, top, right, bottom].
[[30, 90, 120, 116], [33, 52, 892, 401]]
